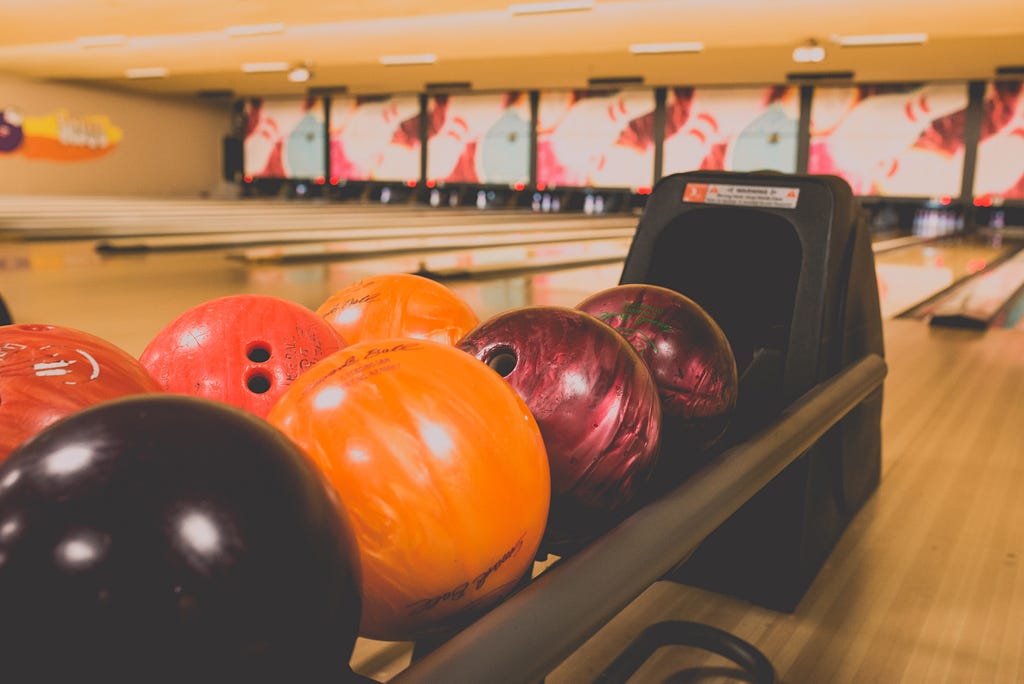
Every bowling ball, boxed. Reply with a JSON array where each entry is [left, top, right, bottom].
[[0, 107, 24, 153], [0, 323, 161, 461], [317, 273, 479, 346], [268, 338, 549, 641], [457, 306, 661, 548], [0, 293, 11, 325], [578, 284, 738, 454], [0, 394, 362, 683], [140, 294, 345, 418]]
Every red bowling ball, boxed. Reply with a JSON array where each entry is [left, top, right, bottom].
[[0, 323, 161, 461], [140, 294, 345, 418], [578, 284, 738, 453], [458, 305, 662, 547]]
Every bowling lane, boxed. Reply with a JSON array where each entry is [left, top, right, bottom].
[[0, 195, 559, 239], [873, 235, 1017, 318], [1, 217, 1004, 359], [98, 215, 635, 252], [0, 234, 627, 356]]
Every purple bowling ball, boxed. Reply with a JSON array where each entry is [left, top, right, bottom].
[[458, 305, 661, 547], [578, 284, 738, 454], [0, 108, 24, 154]]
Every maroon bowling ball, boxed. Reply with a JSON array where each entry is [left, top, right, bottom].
[[577, 284, 738, 454], [458, 305, 661, 547]]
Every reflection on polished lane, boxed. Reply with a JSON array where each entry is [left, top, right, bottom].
[[873, 235, 1018, 318]]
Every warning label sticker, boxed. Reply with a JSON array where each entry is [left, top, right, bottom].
[[683, 182, 800, 209]]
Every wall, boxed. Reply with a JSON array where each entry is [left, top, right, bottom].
[[0, 71, 232, 197]]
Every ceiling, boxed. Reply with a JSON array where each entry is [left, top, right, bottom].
[[1, 0, 1023, 99]]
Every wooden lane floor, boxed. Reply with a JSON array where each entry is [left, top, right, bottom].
[[0, 195, 595, 238], [874, 235, 1018, 318], [97, 216, 636, 252], [0, 235, 628, 356]]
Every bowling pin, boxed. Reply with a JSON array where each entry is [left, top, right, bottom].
[[584, 194, 595, 215]]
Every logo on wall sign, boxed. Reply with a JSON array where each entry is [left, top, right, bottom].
[[0, 106, 123, 161]]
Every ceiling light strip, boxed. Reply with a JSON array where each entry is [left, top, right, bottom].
[[379, 54, 437, 66], [125, 67, 169, 79], [225, 23, 286, 37], [508, 0, 594, 16], [241, 62, 290, 73], [77, 34, 127, 48], [629, 42, 704, 55], [835, 33, 928, 47]]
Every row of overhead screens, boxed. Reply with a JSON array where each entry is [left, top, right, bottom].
[[239, 80, 1024, 201]]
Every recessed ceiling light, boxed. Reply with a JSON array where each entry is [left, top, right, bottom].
[[835, 33, 928, 47], [379, 54, 437, 66], [225, 23, 286, 37], [77, 34, 126, 48], [288, 66, 312, 83], [508, 0, 594, 16], [793, 44, 826, 63], [241, 62, 290, 73], [125, 67, 169, 79], [628, 42, 704, 55]]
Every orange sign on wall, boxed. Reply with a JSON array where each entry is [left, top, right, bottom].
[[0, 107, 123, 161]]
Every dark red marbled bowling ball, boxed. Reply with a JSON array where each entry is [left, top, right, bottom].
[[0, 323, 161, 461], [0, 394, 363, 682], [140, 294, 345, 418], [458, 305, 661, 547], [578, 284, 738, 454]]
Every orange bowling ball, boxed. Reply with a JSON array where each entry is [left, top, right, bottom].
[[317, 273, 479, 346], [0, 323, 161, 460], [268, 339, 549, 641]]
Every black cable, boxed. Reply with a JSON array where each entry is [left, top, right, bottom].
[[594, 620, 775, 684]]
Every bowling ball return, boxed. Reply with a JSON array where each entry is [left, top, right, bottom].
[[391, 171, 886, 683]]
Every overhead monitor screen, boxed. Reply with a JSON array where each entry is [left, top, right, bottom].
[[426, 92, 531, 185], [974, 80, 1024, 201], [662, 86, 799, 176], [808, 82, 968, 197], [243, 97, 326, 179], [329, 94, 422, 183], [536, 89, 656, 189]]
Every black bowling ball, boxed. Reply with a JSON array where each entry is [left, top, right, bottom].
[[0, 293, 10, 325], [0, 394, 363, 683]]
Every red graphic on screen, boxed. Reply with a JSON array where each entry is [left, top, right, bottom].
[[536, 89, 656, 189], [974, 81, 1024, 201], [426, 92, 530, 185], [662, 86, 799, 176], [808, 83, 968, 197], [329, 95, 421, 183], [243, 97, 325, 179]]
